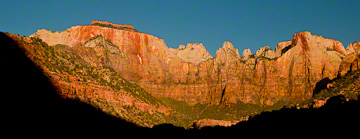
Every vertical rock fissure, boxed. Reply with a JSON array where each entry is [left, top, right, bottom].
[[321, 65, 325, 79], [288, 58, 295, 96], [219, 85, 226, 105]]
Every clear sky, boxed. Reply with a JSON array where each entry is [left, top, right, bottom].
[[1, 0, 359, 56]]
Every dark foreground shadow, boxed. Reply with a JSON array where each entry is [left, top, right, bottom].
[[1, 33, 148, 134], [313, 77, 331, 96], [2, 32, 359, 135], [233, 95, 360, 131], [152, 95, 360, 135]]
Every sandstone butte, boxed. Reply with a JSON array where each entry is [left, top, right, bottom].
[[29, 20, 360, 107]]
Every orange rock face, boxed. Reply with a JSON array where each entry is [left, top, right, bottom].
[[30, 21, 355, 106], [346, 41, 360, 54]]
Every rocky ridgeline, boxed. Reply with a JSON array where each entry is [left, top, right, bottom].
[[91, 20, 135, 29], [30, 20, 360, 107]]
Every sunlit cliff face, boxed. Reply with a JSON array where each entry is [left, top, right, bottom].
[[11, 20, 359, 128], [30, 23, 352, 106]]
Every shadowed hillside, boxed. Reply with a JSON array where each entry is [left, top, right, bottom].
[[0, 32, 146, 134], [234, 95, 360, 130]]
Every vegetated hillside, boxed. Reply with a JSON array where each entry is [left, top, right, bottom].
[[0, 32, 143, 134], [7, 33, 174, 127], [301, 68, 360, 108]]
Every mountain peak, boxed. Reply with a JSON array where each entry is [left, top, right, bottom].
[[221, 41, 235, 50], [215, 41, 240, 59], [175, 43, 213, 64], [290, 31, 346, 55]]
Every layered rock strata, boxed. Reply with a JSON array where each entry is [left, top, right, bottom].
[[30, 21, 358, 106]]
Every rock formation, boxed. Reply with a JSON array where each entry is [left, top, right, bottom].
[[254, 46, 276, 59], [29, 21, 357, 107], [346, 41, 360, 54], [169, 43, 213, 64], [242, 49, 252, 60], [192, 119, 243, 129], [6, 20, 360, 128], [274, 40, 292, 57]]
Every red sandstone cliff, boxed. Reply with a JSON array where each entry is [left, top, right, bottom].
[[29, 21, 358, 106]]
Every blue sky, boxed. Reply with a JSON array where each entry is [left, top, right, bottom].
[[1, 0, 359, 56]]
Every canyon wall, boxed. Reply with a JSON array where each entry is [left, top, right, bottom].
[[30, 21, 358, 106]]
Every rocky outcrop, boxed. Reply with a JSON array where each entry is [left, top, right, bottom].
[[274, 40, 292, 57], [313, 98, 329, 108], [169, 43, 213, 64], [340, 41, 360, 76], [192, 118, 246, 129], [339, 53, 360, 76], [91, 20, 135, 29], [217, 41, 241, 59], [254, 46, 276, 59], [346, 41, 360, 54], [30, 21, 355, 107], [242, 49, 252, 60]]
